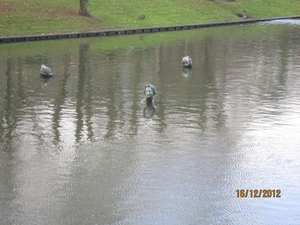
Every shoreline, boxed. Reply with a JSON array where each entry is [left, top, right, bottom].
[[1, 15, 300, 45]]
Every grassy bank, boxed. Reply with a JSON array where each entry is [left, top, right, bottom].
[[1, 0, 300, 37]]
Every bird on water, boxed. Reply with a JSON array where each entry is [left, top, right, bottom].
[[181, 56, 192, 68], [40, 64, 53, 77], [144, 84, 156, 104]]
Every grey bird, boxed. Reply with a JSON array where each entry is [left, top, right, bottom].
[[40, 64, 53, 77], [243, 9, 247, 19], [144, 84, 156, 100], [181, 56, 193, 68]]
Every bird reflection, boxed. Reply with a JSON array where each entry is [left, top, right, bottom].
[[182, 67, 192, 78], [40, 77, 52, 87], [143, 99, 156, 118]]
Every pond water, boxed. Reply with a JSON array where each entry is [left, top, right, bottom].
[[0, 20, 300, 225]]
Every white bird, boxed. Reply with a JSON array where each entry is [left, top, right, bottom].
[[40, 64, 53, 76], [181, 56, 192, 68]]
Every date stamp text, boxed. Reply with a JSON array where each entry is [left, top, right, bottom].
[[236, 189, 281, 198]]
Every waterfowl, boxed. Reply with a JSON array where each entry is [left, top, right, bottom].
[[144, 84, 156, 101], [40, 64, 53, 77], [181, 56, 192, 68], [243, 9, 247, 19], [143, 84, 156, 117], [237, 9, 251, 19]]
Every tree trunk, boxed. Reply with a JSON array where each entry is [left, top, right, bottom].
[[79, 0, 90, 16]]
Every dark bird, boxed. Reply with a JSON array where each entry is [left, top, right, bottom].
[[139, 15, 145, 20]]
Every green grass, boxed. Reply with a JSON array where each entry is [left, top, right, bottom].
[[1, 0, 300, 37]]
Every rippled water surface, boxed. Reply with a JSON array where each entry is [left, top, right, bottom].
[[1, 20, 300, 225]]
